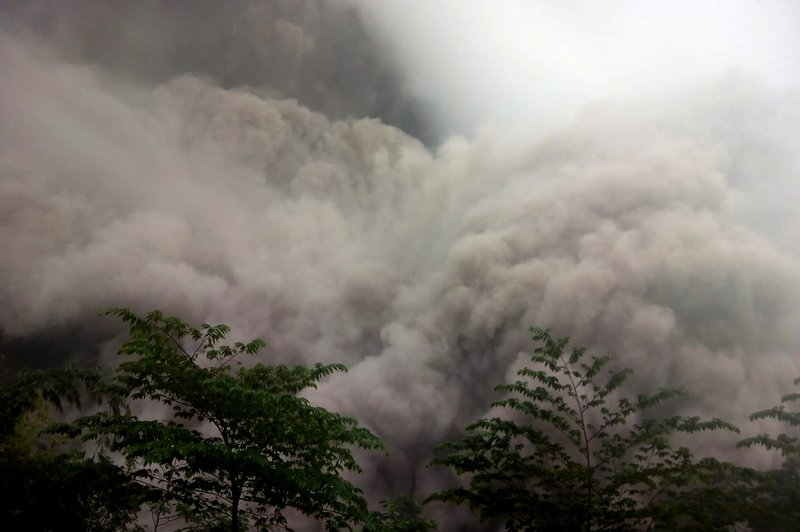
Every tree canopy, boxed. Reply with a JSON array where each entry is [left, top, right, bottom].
[[428, 327, 741, 531], [59, 308, 384, 531]]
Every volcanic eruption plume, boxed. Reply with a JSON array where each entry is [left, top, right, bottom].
[[1, 0, 800, 524]]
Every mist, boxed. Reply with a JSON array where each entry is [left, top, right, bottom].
[[1, 0, 800, 524]]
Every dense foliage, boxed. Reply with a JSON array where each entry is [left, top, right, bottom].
[[2, 312, 800, 530], [0, 364, 146, 530]]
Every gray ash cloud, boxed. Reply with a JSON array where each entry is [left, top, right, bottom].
[[0, 0, 431, 139]]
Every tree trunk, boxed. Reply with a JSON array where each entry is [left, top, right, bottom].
[[231, 477, 241, 532]]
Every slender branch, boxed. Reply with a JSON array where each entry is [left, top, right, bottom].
[[218, 353, 238, 368], [164, 330, 196, 363], [587, 408, 629, 444], [191, 331, 211, 359], [560, 353, 593, 531]]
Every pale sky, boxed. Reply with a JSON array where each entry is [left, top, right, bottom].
[[356, 0, 800, 135]]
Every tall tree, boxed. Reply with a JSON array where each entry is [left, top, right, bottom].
[[61, 308, 384, 531], [429, 327, 739, 531]]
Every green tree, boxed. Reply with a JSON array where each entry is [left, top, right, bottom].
[[737, 377, 800, 531], [0, 364, 146, 531], [429, 327, 739, 531], [59, 308, 383, 531]]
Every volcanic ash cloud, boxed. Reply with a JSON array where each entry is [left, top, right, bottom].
[[2, 17, 800, 501]]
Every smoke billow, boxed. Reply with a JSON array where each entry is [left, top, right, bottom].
[[2, 0, 800, 524]]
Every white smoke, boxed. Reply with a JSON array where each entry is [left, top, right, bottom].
[[1, 0, 800, 523]]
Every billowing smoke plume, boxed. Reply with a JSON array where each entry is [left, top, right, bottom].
[[2, 0, 800, 523], [0, 0, 428, 136]]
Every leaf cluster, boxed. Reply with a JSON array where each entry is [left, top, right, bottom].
[[365, 495, 437, 532], [735, 376, 800, 531]]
